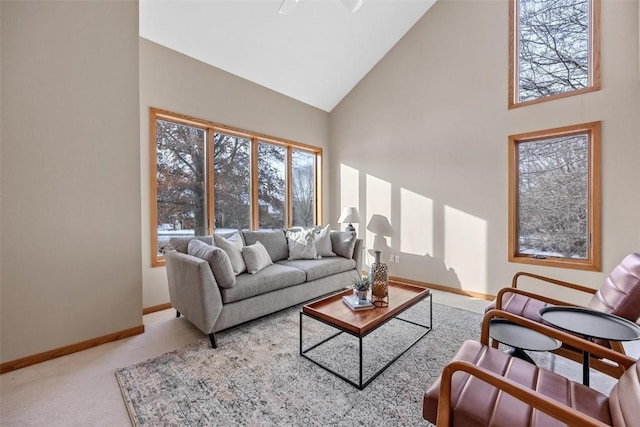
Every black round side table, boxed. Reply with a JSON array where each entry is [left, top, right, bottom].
[[539, 306, 640, 386], [489, 318, 561, 365]]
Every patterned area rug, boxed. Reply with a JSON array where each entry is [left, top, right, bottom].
[[116, 301, 614, 426]]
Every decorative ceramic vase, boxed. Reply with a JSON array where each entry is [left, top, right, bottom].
[[369, 250, 389, 307], [355, 289, 368, 301]]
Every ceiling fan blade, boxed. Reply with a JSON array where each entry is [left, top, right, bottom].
[[341, 0, 363, 13], [278, 0, 300, 15]]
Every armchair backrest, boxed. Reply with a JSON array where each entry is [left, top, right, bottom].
[[588, 253, 640, 322], [608, 361, 640, 427]]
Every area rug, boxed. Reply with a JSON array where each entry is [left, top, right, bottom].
[[116, 301, 614, 426]]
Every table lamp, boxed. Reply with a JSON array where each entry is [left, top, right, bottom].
[[338, 207, 360, 234]]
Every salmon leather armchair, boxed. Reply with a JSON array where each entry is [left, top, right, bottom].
[[485, 253, 640, 378], [423, 309, 639, 427]]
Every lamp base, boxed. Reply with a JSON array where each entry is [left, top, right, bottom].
[[345, 223, 356, 233]]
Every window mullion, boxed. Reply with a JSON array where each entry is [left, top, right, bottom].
[[251, 137, 259, 230], [206, 128, 214, 234], [287, 146, 293, 228]]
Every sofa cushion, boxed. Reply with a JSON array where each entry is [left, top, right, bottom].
[[187, 239, 236, 289], [242, 230, 288, 262], [169, 236, 213, 254], [330, 231, 357, 259], [278, 257, 356, 282], [214, 232, 246, 275], [219, 263, 306, 304], [315, 225, 336, 257], [242, 241, 273, 274], [287, 228, 319, 260]]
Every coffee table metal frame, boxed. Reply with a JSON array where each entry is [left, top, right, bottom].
[[299, 283, 432, 390]]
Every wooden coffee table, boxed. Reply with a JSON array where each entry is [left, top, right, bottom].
[[299, 281, 432, 389]]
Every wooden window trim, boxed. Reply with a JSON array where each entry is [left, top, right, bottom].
[[287, 146, 294, 226], [150, 108, 322, 267], [508, 0, 601, 110], [508, 121, 601, 271]]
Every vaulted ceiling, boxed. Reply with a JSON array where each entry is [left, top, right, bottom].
[[140, 0, 437, 112]]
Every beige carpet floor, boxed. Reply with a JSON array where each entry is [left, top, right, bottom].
[[1, 291, 632, 426]]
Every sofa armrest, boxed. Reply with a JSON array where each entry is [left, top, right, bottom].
[[165, 250, 223, 335]]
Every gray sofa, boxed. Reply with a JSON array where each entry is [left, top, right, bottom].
[[165, 229, 363, 347]]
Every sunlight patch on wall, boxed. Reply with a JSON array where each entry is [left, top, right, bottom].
[[400, 188, 433, 256], [366, 174, 392, 260], [444, 206, 487, 290]]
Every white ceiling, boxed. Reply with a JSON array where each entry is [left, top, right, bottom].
[[139, 0, 436, 112]]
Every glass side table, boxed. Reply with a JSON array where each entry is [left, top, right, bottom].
[[539, 306, 640, 386], [489, 318, 561, 365]]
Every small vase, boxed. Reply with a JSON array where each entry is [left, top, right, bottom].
[[355, 289, 368, 301], [369, 250, 389, 307]]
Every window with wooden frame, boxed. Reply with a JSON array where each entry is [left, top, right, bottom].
[[509, 0, 600, 109], [150, 108, 322, 266], [508, 122, 601, 271]]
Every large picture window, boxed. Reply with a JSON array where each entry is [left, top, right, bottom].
[[508, 122, 601, 271], [509, 0, 600, 108], [150, 109, 322, 266]]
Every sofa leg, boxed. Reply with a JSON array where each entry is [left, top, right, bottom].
[[176, 310, 181, 318], [209, 333, 217, 349]]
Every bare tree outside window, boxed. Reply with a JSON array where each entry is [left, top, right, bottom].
[[510, 0, 599, 107], [257, 142, 286, 229], [155, 120, 206, 255], [509, 122, 601, 271], [517, 135, 588, 258], [214, 132, 251, 231], [292, 150, 315, 227]]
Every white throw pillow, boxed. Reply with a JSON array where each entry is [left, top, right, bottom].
[[214, 232, 246, 275], [314, 224, 336, 257], [242, 241, 273, 274], [287, 228, 319, 260]]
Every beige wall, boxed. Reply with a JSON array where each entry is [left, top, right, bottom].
[[1, 1, 142, 362], [330, 0, 640, 301], [139, 39, 330, 308]]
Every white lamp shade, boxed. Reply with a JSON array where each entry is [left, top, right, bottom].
[[338, 207, 360, 224], [366, 214, 393, 236]]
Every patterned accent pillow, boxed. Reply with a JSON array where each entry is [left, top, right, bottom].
[[187, 239, 236, 288], [242, 241, 273, 274], [214, 232, 246, 275], [287, 228, 320, 260]]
